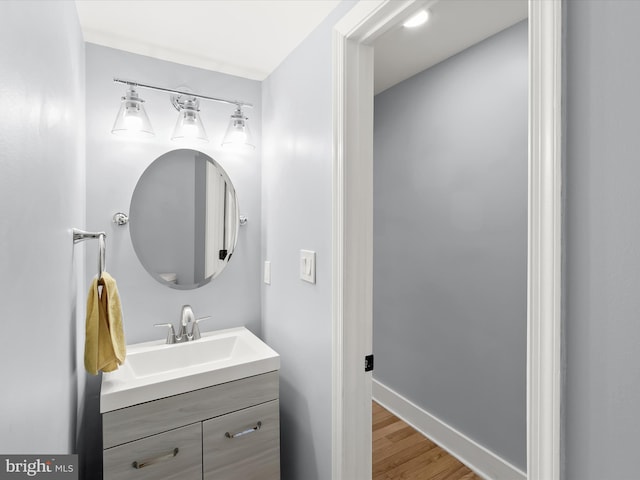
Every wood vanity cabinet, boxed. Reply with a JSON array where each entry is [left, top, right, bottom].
[[102, 371, 280, 480]]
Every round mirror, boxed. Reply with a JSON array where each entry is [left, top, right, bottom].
[[130, 149, 239, 289]]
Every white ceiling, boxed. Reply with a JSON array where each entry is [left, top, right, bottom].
[[374, 0, 527, 94], [74, 0, 341, 81], [75, 0, 527, 92]]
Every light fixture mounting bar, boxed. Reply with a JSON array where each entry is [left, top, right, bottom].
[[113, 78, 253, 109]]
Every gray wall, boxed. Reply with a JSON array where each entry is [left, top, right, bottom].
[[373, 21, 528, 470], [0, 0, 85, 453], [85, 44, 262, 344], [565, 2, 640, 479], [261, 1, 356, 478]]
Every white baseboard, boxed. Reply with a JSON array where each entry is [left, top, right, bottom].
[[372, 379, 526, 480]]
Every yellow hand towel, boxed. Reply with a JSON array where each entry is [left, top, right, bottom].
[[84, 272, 126, 375]]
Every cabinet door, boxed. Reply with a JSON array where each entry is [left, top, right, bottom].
[[203, 400, 280, 480], [104, 423, 202, 480]]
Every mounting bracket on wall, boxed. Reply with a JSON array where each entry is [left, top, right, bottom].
[[113, 212, 129, 226]]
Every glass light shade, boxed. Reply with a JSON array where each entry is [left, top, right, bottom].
[[171, 100, 208, 143], [111, 87, 154, 137], [222, 107, 255, 151]]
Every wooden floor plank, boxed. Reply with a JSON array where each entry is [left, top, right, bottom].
[[373, 434, 437, 477], [372, 401, 482, 480]]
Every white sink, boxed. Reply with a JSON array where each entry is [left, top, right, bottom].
[[100, 327, 280, 412], [126, 335, 238, 378]]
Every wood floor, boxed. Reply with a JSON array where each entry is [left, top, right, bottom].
[[373, 401, 483, 480]]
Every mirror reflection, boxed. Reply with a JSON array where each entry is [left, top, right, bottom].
[[130, 149, 239, 289]]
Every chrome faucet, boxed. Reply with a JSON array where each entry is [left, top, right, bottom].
[[154, 305, 212, 344], [177, 305, 195, 343]]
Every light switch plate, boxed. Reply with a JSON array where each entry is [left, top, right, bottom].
[[300, 250, 316, 284]]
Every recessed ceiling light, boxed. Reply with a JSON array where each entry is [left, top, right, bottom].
[[403, 9, 429, 28]]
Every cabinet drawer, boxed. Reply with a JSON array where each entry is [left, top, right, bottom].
[[104, 371, 279, 448], [203, 400, 280, 480], [104, 423, 202, 480]]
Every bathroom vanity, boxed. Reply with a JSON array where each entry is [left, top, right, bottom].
[[100, 327, 280, 480]]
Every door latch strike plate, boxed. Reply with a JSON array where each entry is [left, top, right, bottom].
[[365, 354, 374, 372]]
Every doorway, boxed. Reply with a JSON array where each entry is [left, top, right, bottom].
[[371, 8, 528, 478], [331, 1, 562, 479]]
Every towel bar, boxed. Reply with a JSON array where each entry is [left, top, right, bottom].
[[73, 228, 106, 278]]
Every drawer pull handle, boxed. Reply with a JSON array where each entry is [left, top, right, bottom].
[[132, 447, 179, 469], [225, 421, 262, 439]]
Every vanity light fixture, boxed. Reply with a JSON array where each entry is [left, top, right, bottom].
[[111, 85, 154, 137], [222, 105, 255, 151], [111, 78, 254, 150], [403, 9, 429, 28]]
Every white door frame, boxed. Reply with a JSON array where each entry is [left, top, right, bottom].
[[331, 1, 562, 479]]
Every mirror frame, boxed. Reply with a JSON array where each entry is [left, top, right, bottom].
[[331, 1, 562, 479]]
